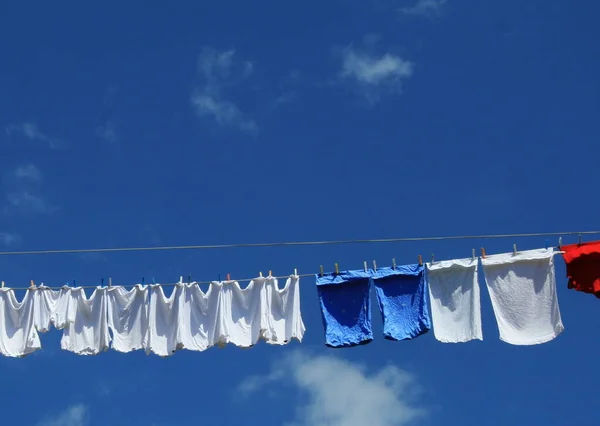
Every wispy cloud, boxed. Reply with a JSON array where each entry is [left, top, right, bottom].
[[95, 120, 120, 150], [13, 163, 42, 182], [338, 41, 414, 104], [36, 404, 88, 426], [238, 351, 426, 426], [0, 232, 21, 246], [398, 0, 447, 17], [5, 122, 67, 149], [5, 191, 55, 214], [191, 47, 258, 134]]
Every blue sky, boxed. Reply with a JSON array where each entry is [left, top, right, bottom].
[[1, 0, 599, 425]]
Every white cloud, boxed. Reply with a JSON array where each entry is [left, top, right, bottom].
[[238, 351, 425, 426], [5, 122, 67, 149], [13, 163, 42, 182], [36, 404, 88, 426], [95, 120, 120, 149], [399, 0, 447, 17], [191, 47, 258, 134], [0, 232, 21, 246], [339, 45, 414, 104], [6, 190, 54, 214]]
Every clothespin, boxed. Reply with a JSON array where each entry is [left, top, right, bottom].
[[142, 277, 145, 285], [30, 280, 36, 289], [418, 255, 422, 266], [392, 258, 396, 269], [259, 271, 264, 278], [108, 277, 112, 288], [268, 270, 272, 277], [318, 266, 323, 277], [513, 244, 517, 256], [72, 280, 76, 287], [558, 237, 562, 249], [578, 234, 582, 245], [364, 261, 368, 272], [430, 253, 435, 264], [373, 260, 377, 271], [545, 239, 549, 250], [294, 268, 298, 276], [152, 277, 156, 285], [472, 249, 476, 261], [226, 273, 231, 281], [101, 278, 104, 287], [188, 274, 192, 284], [1, 281, 4, 288], [334, 263, 339, 275], [481, 247, 486, 259]]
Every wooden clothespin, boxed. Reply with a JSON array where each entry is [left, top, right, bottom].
[[334, 263, 339, 275], [558, 237, 562, 249], [418, 255, 423, 266], [545, 239, 549, 250], [294, 268, 298, 276], [364, 261, 368, 272], [30, 280, 36, 289], [268, 270, 272, 277], [392, 258, 396, 269], [226, 273, 231, 281], [481, 247, 486, 259], [513, 244, 517, 256], [472, 248, 476, 261], [259, 271, 264, 278], [430, 253, 435, 264], [373, 260, 377, 271]]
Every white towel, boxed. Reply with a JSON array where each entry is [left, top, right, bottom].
[[33, 285, 71, 332], [0, 289, 41, 357], [107, 285, 149, 353], [481, 248, 564, 345], [427, 258, 482, 343], [61, 287, 111, 355]]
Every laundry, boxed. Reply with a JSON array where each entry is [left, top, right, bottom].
[[61, 287, 111, 355], [0, 289, 41, 357], [426, 258, 483, 343], [372, 265, 431, 341], [107, 285, 149, 353], [33, 285, 71, 332], [175, 282, 222, 352], [481, 248, 564, 345], [147, 284, 179, 357], [316, 270, 373, 348], [561, 241, 600, 298], [263, 276, 305, 345]]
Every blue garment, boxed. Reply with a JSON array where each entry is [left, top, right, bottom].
[[316, 270, 373, 348], [372, 265, 431, 341]]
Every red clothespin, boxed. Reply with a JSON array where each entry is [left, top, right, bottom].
[[481, 247, 486, 259], [418, 255, 423, 266]]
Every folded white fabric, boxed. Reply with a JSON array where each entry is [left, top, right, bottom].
[[481, 248, 564, 345], [107, 285, 149, 353], [61, 287, 111, 355], [146, 284, 179, 357], [427, 257, 482, 343], [33, 285, 71, 332], [0, 289, 41, 357]]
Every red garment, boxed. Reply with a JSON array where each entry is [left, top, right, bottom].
[[561, 241, 600, 298]]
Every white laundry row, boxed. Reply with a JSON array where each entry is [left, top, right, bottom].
[[0, 276, 305, 357]]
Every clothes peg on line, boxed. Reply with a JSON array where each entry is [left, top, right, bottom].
[[152, 277, 156, 285], [101, 278, 104, 287], [268, 270, 272, 277], [513, 244, 517, 256], [481, 248, 486, 259], [294, 268, 298, 276], [418, 255, 423, 266], [559, 237, 563, 249], [545, 239, 549, 250], [30, 280, 36, 289], [334, 263, 339, 275], [259, 271, 264, 278], [431, 253, 435, 264], [373, 260, 377, 271], [318, 266, 323, 277], [472, 248, 476, 261], [226, 273, 231, 281], [392, 258, 396, 269], [578, 234, 582, 245], [1, 281, 4, 288], [188, 274, 192, 284], [142, 277, 145, 285], [364, 261, 368, 272]]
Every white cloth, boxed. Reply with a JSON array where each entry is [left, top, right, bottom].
[[33, 285, 71, 332], [176, 282, 223, 351], [219, 276, 305, 348], [107, 285, 149, 353], [147, 284, 179, 356], [481, 248, 564, 345], [0, 289, 41, 357], [61, 287, 111, 355], [427, 258, 483, 343]]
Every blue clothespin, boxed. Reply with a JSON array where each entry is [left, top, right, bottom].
[[142, 277, 145, 285], [545, 239, 549, 249], [188, 274, 192, 284], [152, 277, 156, 285], [101, 278, 104, 287], [73, 280, 76, 287]]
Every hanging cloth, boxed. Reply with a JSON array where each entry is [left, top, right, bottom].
[[33, 285, 71, 332], [426, 257, 483, 343], [107, 285, 149, 353], [175, 282, 223, 351], [316, 270, 373, 348], [561, 241, 600, 298], [61, 287, 111, 355], [146, 284, 179, 357], [371, 265, 431, 341], [263, 275, 305, 345], [0, 288, 41, 357], [481, 248, 564, 345]]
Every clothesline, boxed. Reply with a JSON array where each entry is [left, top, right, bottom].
[[0, 230, 597, 256]]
